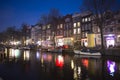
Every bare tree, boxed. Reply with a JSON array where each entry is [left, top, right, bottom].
[[81, 0, 120, 50], [38, 8, 62, 48], [38, 14, 49, 25]]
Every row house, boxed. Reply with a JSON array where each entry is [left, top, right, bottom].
[[31, 10, 120, 48], [31, 24, 42, 45], [55, 18, 64, 47], [81, 11, 93, 47], [31, 24, 53, 47], [22, 24, 31, 45], [63, 14, 73, 46], [72, 13, 81, 46], [55, 14, 73, 47], [103, 11, 120, 48]]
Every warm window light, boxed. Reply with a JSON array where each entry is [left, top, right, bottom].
[[24, 51, 30, 60], [82, 18, 84, 22], [74, 29, 76, 34], [77, 22, 80, 27], [60, 24, 63, 28], [85, 18, 87, 22], [71, 38, 74, 41], [78, 28, 80, 34], [74, 23, 76, 27], [47, 24, 50, 28]]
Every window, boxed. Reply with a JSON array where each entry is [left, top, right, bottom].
[[57, 25, 59, 29], [110, 28, 113, 32], [64, 31, 66, 36], [47, 24, 50, 29], [85, 33, 87, 37], [78, 28, 81, 34], [88, 17, 91, 21], [74, 29, 76, 34], [60, 30, 63, 35], [85, 24, 87, 30], [117, 27, 120, 31], [77, 22, 80, 27], [69, 30, 72, 36], [69, 23, 72, 28], [60, 24, 63, 28], [74, 23, 76, 27], [82, 26, 84, 31], [42, 26, 46, 30], [117, 35, 120, 42], [98, 27, 100, 32], [57, 31, 59, 35], [85, 18, 87, 22], [82, 18, 84, 22]]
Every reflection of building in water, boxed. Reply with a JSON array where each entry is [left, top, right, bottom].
[[9, 49, 20, 59], [73, 65, 81, 80], [82, 59, 88, 68], [23, 50, 30, 61], [55, 55, 64, 68], [36, 51, 41, 60], [72, 58, 82, 80], [73, 56, 102, 80], [88, 58, 102, 79], [107, 60, 116, 76]]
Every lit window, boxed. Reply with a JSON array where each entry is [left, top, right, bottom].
[[85, 33, 87, 37], [78, 28, 81, 34], [85, 18, 87, 22], [88, 17, 91, 21], [74, 29, 76, 34], [74, 23, 76, 27], [57, 25, 59, 29], [42, 26, 46, 30], [82, 18, 84, 22], [47, 24, 50, 28], [98, 28, 100, 32], [117, 35, 120, 42], [60, 24, 63, 28], [77, 22, 80, 27]]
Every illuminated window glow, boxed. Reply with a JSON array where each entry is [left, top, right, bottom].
[[74, 23, 76, 27], [74, 29, 76, 34], [77, 22, 80, 27], [78, 28, 80, 34], [60, 24, 63, 28]]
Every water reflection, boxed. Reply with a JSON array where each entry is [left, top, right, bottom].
[[55, 55, 64, 68], [0, 48, 120, 80], [73, 55, 102, 80], [36, 51, 41, 60], [23, 50, 30, 61], [9, 49, 21, 58], [107, 60, 116, 76]]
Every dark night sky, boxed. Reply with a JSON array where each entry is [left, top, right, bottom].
[[0, 0, 82, 31]]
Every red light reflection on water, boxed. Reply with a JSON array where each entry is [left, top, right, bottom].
[[82, 59, 88, 68], [56, 55, 64, 68]]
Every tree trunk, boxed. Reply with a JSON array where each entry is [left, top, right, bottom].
[[53, 33, 56, 49], [99, 23, 105, 55]]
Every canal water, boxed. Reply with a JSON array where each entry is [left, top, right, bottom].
[[0, 48, 120, 80]]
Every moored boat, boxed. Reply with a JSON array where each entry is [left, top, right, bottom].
[[74, 48, 101, 56]]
